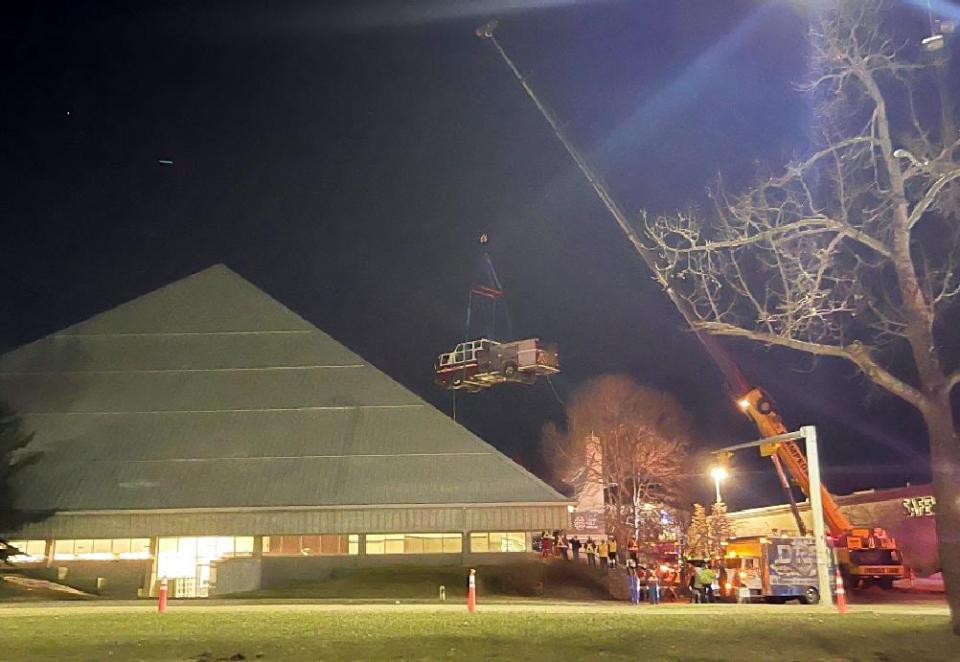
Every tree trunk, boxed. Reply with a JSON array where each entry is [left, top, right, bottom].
[[923, 396, 960, 635]]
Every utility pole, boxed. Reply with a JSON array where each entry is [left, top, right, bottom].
[[801, 425, 834, 606]]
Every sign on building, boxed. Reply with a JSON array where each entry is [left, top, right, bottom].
[[902, 496, 936, 518]]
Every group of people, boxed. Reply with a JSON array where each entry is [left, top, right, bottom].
[[626, 559, 661, 605], [538, 531, 620, 568]]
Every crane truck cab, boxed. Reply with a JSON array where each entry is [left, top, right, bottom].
[[835, 528, 903, 589], [434, 337, 559, 390], [721, 535, 835, 605]]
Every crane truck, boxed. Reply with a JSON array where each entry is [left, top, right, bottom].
[[735, 388, 905, 588], [474, 18, 905, 589]]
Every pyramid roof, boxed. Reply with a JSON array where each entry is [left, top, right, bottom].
[[0, 265, 566, 512]]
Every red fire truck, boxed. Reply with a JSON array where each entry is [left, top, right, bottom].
[[434, 338, 559, 390]]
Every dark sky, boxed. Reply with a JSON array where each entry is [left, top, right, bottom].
[[1, 0, 951, 509]]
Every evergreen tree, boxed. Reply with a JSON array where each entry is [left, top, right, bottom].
[[685, 503, 710, 559], [0, 401, 45, 559], [709, 501, 734, 558]]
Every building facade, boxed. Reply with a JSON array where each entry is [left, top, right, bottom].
[[727, 484, 939, 575], [1, 265, 570, 597]]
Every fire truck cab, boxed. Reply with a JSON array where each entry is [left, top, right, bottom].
[[434, 338, 559, 390]]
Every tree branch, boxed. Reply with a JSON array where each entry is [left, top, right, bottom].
[[949, 370, 960, 395], [695, 321, 928, 409], [908, 168, 960, 229]]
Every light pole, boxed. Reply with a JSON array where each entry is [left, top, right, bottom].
[[710, 466, 728, 504]]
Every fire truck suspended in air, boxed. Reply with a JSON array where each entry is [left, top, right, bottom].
[[435, 337, 559, 391], [434, 234, 560, 391]]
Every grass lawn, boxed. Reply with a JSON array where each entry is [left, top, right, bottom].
[[0, 607, 953, 661], [225, 562, 607, 601]]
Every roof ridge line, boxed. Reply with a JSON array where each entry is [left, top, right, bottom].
[[1, 364, 365, 376], [53, 330, 313, 338], [21, 404, 425, 416], [42, 452, 496, 464]]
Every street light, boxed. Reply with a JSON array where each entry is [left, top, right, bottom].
[[710, 466, 728, 504]]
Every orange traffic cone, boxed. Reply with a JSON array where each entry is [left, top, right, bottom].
[[467, 568, 477, 613], [834, 568, 847, 614]]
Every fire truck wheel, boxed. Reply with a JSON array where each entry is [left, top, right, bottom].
[[878, 577, 895, 590], [503, 362, 518, 377], [799, 586, 819, 605]]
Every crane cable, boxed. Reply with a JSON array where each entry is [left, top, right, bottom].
[[476, 20, 750, 396]]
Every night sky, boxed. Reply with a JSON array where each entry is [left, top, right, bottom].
[[2, 1, 951, 509]]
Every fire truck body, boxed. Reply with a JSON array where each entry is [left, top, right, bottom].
[[434, 338, 559, 390]]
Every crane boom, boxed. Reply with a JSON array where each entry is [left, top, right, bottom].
[[738, 388, 852, 535]]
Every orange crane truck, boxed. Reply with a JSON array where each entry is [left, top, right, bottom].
[[736, 388, 905, 589]]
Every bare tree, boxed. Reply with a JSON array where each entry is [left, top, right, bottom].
[[543, 375, 692, 543], [643, 1, 960, 632]]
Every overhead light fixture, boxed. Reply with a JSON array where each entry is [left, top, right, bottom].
[[922, 34, 945, 51]]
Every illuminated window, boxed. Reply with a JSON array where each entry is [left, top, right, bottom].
[[52, 538, 154, 561], [5, 540, 46, 563], [155, 536, 255, 597], [262, 534, 358, 556], [365, 533, 462, 555], [469, 532, 527, 553]]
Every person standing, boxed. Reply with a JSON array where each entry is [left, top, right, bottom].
[[648, 566, 661, 605], [558, 533, 570, 560], [637, 563, 648, 603], [690, 563, 703, 603], [585, 538, 597, 568], [627, 561, 639, 605], [704, 563, 718, 603], [570, 536, 582, 563], [607, 536, 618, 568], [627, 537, 639, 564], [540, 532, 553, 560], [597, 539, 609, 571]]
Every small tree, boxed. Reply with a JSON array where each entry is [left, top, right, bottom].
[[543, 375, 692, 542], [686, 503, 711, 559], [0, 402, 43, 538], [709, 502, 734, 557]]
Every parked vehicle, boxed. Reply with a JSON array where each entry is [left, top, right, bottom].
[[720, 535, 835, 605]]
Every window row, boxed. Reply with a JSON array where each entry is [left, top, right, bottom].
[[5, 540, 47, 563], [157, 536, 254, 559], [365, 533, 463, 555], [52, 538, 152, 561], [469, 532, 527, 553], [5, 532, 530, 562], [263, 535, 358, 556]]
